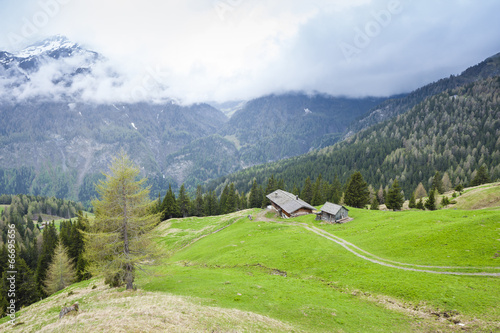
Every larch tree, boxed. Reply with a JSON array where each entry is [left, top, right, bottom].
[[84, 153, 160, 290], [414, 182, 427, 199], [441, 172, 453, 192], [43, 243, 76, 295]]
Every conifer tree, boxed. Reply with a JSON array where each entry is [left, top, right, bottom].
[[239, 191, 247, 210], [194, 185, 204, 216], [311, 175, 323, 206], [177, 184, 191, 218], [408, 192, 416, 208], [344, 172, 370, 208], [424, 189, 437, 210], [43, 243, 76, 295], [84, 153, 160, 290], [370, 196, 379, 210], [386, 179, 404, 211], [301, 177, 313, 204], [416, 198, 425, 210], [225, 183, 237, 213], [161, 184, 180, 220], [470, 165, 491, 187], [204, 190, 218, 216], [249, 180, 262, 208], [331, 175, 342, 204], [35, 222, 58, 296], [431, 171, 444, 194], [219, 184, 230, 214]]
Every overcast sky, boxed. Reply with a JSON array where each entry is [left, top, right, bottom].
[[1, 0, 499, 103]]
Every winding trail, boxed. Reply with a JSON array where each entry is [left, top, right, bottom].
[[254, 210, 500, 277]]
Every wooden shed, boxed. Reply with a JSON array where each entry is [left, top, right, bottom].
[[316, 202, 349, 223], [266, 189, 315, 218]]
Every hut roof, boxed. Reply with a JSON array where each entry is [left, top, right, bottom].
[[266, 189, 315, 213], [319, 202, 348, 215]]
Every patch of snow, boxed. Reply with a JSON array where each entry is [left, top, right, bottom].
[[112, 104, 120, 111], [79, 112, 82, 116], [14, 36, 77, 58], [131, 122, 137, 130], [304, 108, 312, 114], [68, 103, 76, 110]]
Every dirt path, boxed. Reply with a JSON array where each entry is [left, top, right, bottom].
[[254, 210, 500, 277]]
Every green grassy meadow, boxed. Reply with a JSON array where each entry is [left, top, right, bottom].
[[138, 206, 500, 332], [2, 188, 499, 332]]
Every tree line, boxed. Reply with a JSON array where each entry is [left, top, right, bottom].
[[156, 161, 493, 219]]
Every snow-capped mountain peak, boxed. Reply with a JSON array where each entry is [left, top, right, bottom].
[[13, 35, 80, 58]]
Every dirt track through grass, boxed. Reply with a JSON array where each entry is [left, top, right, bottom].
[[255, 210, 500, 277]]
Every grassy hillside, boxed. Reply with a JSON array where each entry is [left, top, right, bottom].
[[139, 208, 499, 332], [451, 183, 500, 210], [2, 204, 498, 332], [0, 279, 293, 332]]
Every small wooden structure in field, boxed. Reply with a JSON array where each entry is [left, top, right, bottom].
[[266, 189, 315, 218], [315, 202, 349, 223]]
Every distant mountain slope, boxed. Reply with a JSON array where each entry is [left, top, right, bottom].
[[167, 93, 388, 186], [209, 76, 500, 197], [346, 52, 500, 136], [0, 100, 227, 201], [221, 93, 387, 164]]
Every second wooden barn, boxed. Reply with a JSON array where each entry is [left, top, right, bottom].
[[316, 202, 349, 223]]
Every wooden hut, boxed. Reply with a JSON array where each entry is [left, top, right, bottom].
[[316, 202, 349, 223], [266, 189, 315, 218]]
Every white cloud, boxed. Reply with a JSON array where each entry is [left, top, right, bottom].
[[1, 0, 499, 104]]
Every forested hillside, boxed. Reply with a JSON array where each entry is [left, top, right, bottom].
[[209, 77, 500, 198], [346, 52, 500, 136], [0, 194, 87, 315]]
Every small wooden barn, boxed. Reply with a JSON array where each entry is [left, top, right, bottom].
[[316, 202, 349, 223], [266, 189, 315, 218]]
